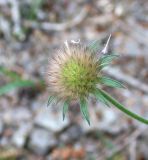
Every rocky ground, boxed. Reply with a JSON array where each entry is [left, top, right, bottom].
[[0, 0, 148, 160]]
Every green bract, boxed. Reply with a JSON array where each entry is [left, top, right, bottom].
[[46, 40, 148, 125]]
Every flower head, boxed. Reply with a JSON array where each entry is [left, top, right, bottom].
[[46, 39, 125, 125]]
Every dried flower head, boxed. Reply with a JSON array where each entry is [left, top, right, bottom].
[[46, 38, 119, 124], [47, 43, 99, 101], [46, 38, 148, 126]]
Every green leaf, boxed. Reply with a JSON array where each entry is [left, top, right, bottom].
[[98, 76, 126, 88], [80, 97, 90, 125], [98, 54, 119, 69], [87, 40, 101, 53], [93, 89, 111, 107], [29, 0, 43, 20], [98, 89, 148, 125], [0, 80, 34, 96], [0, 66, 20, 80], [47, 96, 55, 107], [62, 100, 70, 121]]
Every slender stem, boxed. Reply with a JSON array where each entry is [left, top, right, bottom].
[[99, 89, 148, 125]]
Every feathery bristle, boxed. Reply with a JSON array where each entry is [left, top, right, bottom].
[[46, 43, 99, 101]]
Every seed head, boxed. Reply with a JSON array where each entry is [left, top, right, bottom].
[[46, 39, 124, 125], [47, 43, 99, 100]]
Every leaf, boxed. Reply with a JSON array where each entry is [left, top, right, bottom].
[[62, 100, 69, 121], [29, 0, 43, 20], [47, 96, 55, 107], [0, 80, 34, 96], [0, 66, 20, 80], [98, 76, 126, 88], [98, 54, 119, 69], [93, 89, 111, 107], [87, 40, 101, 53], [80, 97, 90, 125]]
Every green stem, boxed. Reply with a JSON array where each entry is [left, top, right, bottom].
[[99, 89, 148, 125]]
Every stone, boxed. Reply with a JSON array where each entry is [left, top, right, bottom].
[[0, 0, 9, 5], [0, 137, 12, 148], [97, 103, 129, 134], [11, 122, 32, 148], [60, 125, 83, 143], [3, 107, 32, 125], [35, 105, 69, 132], [138, 141, 148, 159], [28, 128, 57, 155]]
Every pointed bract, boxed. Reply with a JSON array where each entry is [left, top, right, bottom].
[[98, 76, 126, 88], [62, 100, 69, 121], [47, 96, 55, 107], [87, 39, 101, 53], [98, 54, 119, 69], [80, 97, 90, 125]]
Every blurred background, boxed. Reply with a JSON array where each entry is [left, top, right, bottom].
[[0, 0, 148, 160]]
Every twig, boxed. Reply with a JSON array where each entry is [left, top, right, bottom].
[[87, 14, 113, 26], [113, 19, 147, 56], [123, 19, 146, 45], [129, 140, 137, 160], [103, 67, 148, 94], [0, 149, 25, 159], [24, 6, 89, 31], [9, 0, 21, 35], [99, 125, 147, 160], [0, 16, 11, 40]]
